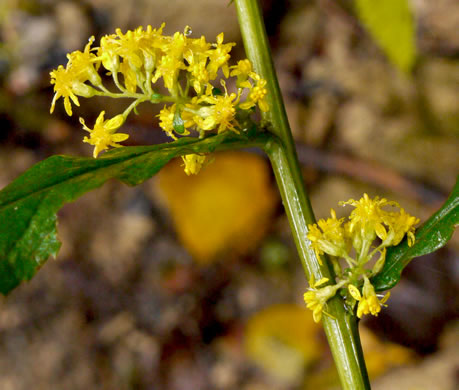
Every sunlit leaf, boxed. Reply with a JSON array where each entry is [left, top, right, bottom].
[[354, 0, 417, 72]]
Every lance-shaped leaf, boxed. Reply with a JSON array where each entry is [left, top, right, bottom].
[[0, 132, 270, 295], [372, 178, 458, 291]]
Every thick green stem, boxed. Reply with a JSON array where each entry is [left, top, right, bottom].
[[265, 138, 370, 389], [234, 0, 370, 388]]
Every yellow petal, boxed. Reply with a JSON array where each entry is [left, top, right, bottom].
[[64, 97, 73, 116], [380, 291, 390, 304], [375, 223, 387, 240], [111, 133, 129, 142], [258, 99, 270, 112], [95, 111, 106, 125], [314, 277, 329, 288], [348, 284, 362, 301], [106, 114, 125, 131]]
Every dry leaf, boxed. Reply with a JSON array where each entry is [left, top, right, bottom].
[[156, 152, 277, 263], [245, 304, 323, 384]]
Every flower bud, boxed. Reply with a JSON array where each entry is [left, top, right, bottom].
[[71, 82, 96, 98]]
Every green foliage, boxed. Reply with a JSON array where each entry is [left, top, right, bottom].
[[0, 132, 268, 295], [372, 178, 459, 291], [354, 0, 417, 72]]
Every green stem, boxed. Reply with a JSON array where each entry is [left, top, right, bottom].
[[235, 0, 370, 388]]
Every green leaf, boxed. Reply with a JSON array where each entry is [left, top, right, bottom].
[[0, 132, 270, 295], [372, 177, 459, 291], [354, 0, 417, 72]]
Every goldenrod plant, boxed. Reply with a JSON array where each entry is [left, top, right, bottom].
[[0, 0, 457, 389]]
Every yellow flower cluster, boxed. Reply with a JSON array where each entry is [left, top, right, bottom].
[[304, 194, 419, 322], [49, 25, 269, 169]]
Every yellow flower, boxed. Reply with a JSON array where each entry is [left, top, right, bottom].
[[304, 276, 339, 323], [158, 104, 176, 136], [230, 59, 253, 84], [239, 73, 269, 112], [340, 194, 419, 254], [113, 27, 147, 68], [381, 208, 419, 247], [80, 111, 128, 157], [119, 26, 164, 66], [99, 24, 166, 74], [66, 36, 101, 86], [207, 33, 235, 79], [188, 60, 210, 94], [181, 154, 207, 175], [184, 36, 211, 93], [348, 277, 390, 318], [119, 58, 138, 93], [153, 31, 187, 92], [99, 33, 120, 73], [184, 35, 211, 64], [340, 194, 396, 244], [193, 81, 240, 133], [307, 209, 348, 264], [49, 65, 81, 116]]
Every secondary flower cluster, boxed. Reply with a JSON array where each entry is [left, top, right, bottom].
[[49, 24, 269, 173], [304, 194, 419, 322]]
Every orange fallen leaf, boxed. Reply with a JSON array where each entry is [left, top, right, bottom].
[[156, 152, 277, 263], [245, 304, 324, 384]]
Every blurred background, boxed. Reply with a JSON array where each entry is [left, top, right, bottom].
[[0, 0, 458, 389]]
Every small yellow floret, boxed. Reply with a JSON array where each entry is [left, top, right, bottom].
[[230, 59, 253, 82], [158, 104, 176, 136], [153, 31, 187, 91], [239, 73, 269, 112], [381, 208, 420, 247], [304, 276, 340, 323], [194, 81, 240, 133], [80, 111, 128, 157], [50, 65, 81, 116], [349, 277, 390, 318], [207, 33, 235, 79], [66, 36, 101, 86], [181, 154, 206, 175], [306, 209, 348, 264]]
